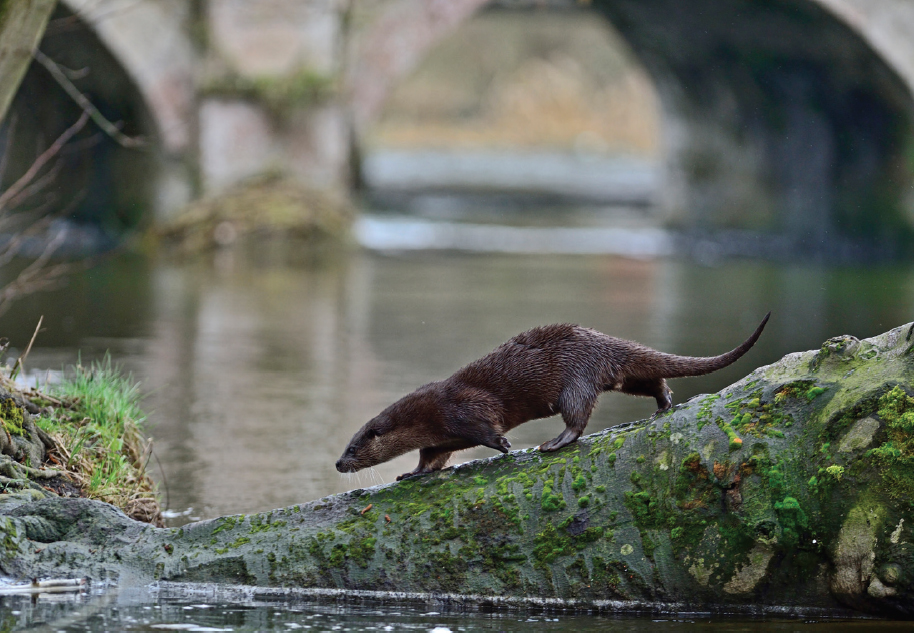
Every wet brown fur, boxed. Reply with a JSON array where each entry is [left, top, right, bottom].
[[336, 313, 770, 480]]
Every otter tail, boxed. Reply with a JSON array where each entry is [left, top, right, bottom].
[[651, 312, 770, 379]]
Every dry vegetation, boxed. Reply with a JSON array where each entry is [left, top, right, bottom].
[[155, 174, 353, 254]]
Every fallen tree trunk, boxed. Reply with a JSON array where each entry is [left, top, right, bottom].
[[2, 323, 913, 618]]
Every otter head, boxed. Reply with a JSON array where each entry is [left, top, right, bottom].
[[335, 414, 395, 473], [336, 389, 441, 473]]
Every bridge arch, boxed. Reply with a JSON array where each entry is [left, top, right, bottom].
[[348, 0, 914, 247], [2, 1, 196, 232], [3, 4, 155, 238], [58, 0, 195, 155]]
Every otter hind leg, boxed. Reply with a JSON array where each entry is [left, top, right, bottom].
[[396, 447, 453, 481], [539, 427, 581, 452], [620, 377, 673, 417], [540, 389, 597, 452]]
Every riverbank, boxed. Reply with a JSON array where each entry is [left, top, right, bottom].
[[0, 357, 161, 526]]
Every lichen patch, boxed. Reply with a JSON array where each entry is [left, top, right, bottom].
[[838, 417, 880, 453], [830, 503, 885, 599], [688, 558, 714, 587], [723, 543, 773, 594]]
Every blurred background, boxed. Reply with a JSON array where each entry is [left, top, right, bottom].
[[2, 0, 914, 524]]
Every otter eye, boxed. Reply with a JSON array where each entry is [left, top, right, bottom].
[[347, 446, 356, 455]]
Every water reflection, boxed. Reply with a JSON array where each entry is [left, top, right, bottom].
[[1, 246, 912, 523]]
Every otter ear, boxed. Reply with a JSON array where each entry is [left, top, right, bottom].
[[366, 428, 381, 439]]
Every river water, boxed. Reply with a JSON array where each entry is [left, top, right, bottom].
[[0, 219, 911, 628]]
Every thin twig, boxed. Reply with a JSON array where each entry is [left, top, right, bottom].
[[0, 260, 77, 318], [32, 50, 144, 149], [3, 160, 63, 211], [10, 316, 43, 381], [0, 112, 89, 211], [0, 226, 76, 317]]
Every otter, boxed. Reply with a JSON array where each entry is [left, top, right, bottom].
[[336, 313, 770, 480]]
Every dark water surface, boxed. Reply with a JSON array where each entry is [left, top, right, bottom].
[[0, 587, 904, 631], [0, 245, 911, 629]]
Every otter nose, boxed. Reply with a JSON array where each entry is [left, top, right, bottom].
[[335, 459, 343, 472]]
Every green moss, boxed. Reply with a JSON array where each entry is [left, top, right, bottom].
[[0, 398, 24, 436], [866, 385, 914, 498], [773, 497, 808, 546], [806, 387, 826, 401], [532, 523, 573, 566], [607, 453, 617, 465], [200, 67, 335, 112], [540, 480, 565, 512], [696, 394, 720, 431], [349, 536, 377, 567], [716, 417, 743, 451], [572, 475, 587, 492], [249, 515, 287, 534], [774, 380, 817, 403], [215, 535, 250, 554], [636, 455, 646, 464], [578, 496, 590, 508], [213, 516, 241, 535]]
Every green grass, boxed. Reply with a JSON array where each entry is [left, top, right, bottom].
[[31, 357, 161, 524]]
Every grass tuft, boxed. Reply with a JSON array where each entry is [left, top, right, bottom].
[[29, 356, 162, 525]]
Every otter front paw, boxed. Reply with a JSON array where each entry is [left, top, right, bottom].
[[396, 468, 430, 481], [481, 435, 511, 453]]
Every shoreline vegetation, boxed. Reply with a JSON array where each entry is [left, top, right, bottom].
[[0, 354, 161, 526]]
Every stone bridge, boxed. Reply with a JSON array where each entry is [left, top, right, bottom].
[[9, 0, 914, 241]]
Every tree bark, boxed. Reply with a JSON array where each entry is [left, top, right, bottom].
[[0, 0, 56, 124], [1, 322, 913, 618]]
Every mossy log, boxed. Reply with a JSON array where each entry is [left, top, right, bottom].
[[2, 324, 914, 618]]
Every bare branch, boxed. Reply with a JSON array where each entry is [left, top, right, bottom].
[[0, 111, 88, 211], [14, 226, 70, 283], [3, 160, 62, 211], [32, 50, 144, 149]]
